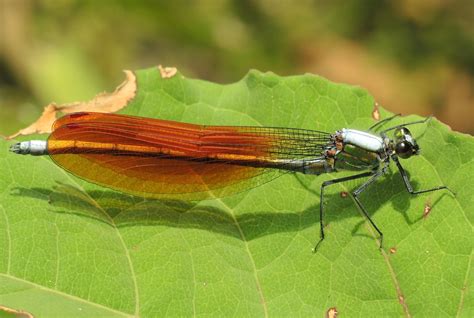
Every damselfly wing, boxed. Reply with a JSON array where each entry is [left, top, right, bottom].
[[46, 112, 332, 200]]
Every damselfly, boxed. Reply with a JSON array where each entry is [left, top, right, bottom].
[[10, 112, 453, 251]]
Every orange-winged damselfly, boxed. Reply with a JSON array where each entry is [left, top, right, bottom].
[[10, 112, 454, 251]]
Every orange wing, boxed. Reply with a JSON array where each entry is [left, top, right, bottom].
[[48, 112, 329, 200]]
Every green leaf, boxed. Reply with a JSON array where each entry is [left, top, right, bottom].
[[1, 68, 472, 317]]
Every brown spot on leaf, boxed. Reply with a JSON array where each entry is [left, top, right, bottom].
[[423, 202, 432, 219], [389, 247, 397, 254], [158, 65, 178, 79], [7, 70, 137, 139], [326, 307, 338, 318], [372, 102, 380, 121], [398, 295, 406, 305], [340, 191, 348, 198], [0, 305, 34, 318]]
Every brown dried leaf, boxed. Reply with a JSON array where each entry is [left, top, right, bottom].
[[158, 65, 178, 79], [7, 70, 136, 139], [0, 305, 34, 318], [326, 307, 338, 318]]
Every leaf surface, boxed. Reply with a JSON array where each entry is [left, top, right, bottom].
[[1, 68, 472, 317]]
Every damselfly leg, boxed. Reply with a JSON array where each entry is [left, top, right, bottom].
[[315, 165, 391, 252], [392, 156, 455, 195], [314, 171, 374, 253], [369, 113, 401, 131], [381, 116, 433, 133], [352, 166, 388, 249]]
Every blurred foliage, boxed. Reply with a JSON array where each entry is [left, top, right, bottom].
[[1, 0, 473, 134]]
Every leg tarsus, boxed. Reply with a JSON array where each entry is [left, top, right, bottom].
[[312, 236, 324, 253]]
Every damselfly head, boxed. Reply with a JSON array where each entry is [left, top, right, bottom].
[[394, 127, 420, 159]]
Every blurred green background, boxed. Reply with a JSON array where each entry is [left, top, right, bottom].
[[1, 0, 473, 135]]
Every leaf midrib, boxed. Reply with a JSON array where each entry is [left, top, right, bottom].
[[54, 163, 141, 317], [0, 273, 133, 317]]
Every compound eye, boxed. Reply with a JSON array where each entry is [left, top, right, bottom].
[[394, 127, 412, 139], [395, 141, 413, 159], [401, 127, 412, 136]]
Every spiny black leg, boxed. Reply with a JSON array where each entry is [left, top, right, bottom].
[[369, 113, 401, 131], [393, 156, 455, 195], [352, 168, 387, 248], [313, 171, 374, 253], [381, 116, 432, 134]]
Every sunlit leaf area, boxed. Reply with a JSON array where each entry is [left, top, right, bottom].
[[0, 1, 472, 317]]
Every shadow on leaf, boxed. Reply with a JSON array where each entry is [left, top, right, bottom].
[[10, 169, 449, 246]]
